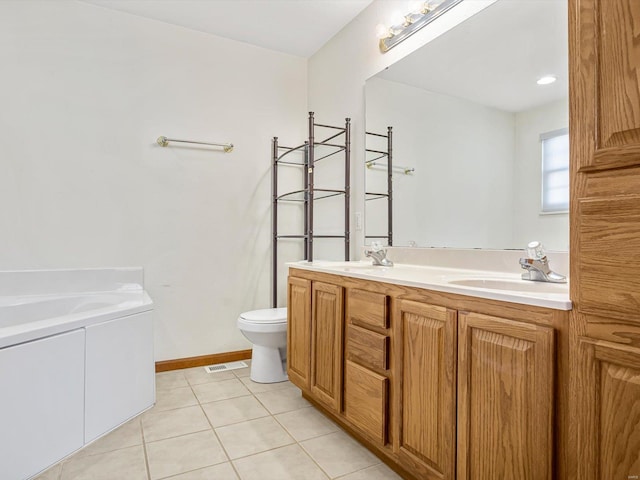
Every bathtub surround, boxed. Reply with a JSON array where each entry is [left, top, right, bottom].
[[0, 267, 155, 480], [0, 1, 307, 361]]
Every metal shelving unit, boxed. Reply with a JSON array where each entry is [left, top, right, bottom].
[[272, 112, 351, 307], [365, 127, 393, 246]]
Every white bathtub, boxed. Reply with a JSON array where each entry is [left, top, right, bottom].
[[0, 290, 153, 348], [0, 268, 155, 480]]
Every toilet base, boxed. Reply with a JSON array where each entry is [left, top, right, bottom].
[[250, 345, 288, 383]]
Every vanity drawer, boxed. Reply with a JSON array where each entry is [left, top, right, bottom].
[[346, 323, 389, 371], [343, 360, 388, 446], [348, 289, 388, 329]]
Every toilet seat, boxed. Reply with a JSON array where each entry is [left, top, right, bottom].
[[239, 307, 287, 324], [237, 307, 287, 334]]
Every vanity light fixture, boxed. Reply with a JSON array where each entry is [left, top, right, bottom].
[[536, 75, 557, 85], [377, 0, 464, 52]]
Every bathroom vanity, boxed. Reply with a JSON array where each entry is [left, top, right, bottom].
[[286, 259, 570, 480]]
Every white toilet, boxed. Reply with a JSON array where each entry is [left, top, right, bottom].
[[237, 307, 288, 383]]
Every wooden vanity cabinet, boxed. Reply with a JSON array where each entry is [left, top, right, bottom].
[[287, 269, 567, 480], [287, 276, 344, 413]]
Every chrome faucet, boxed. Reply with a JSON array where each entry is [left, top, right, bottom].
[[364, 242, 394, 266], [519, 241, 566, 283]]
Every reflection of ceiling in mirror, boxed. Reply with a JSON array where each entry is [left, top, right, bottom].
[[376, 0, 567, 113]]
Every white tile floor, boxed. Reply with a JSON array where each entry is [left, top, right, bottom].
[[35, 361, 403, 480]]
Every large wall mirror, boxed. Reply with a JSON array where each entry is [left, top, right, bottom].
[[365, 0, 568, 251]]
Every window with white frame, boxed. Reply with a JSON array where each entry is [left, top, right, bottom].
[[540, 128, 569, 213]]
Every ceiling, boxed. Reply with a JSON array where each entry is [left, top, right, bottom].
[[81, 0, 374, 58], [376, 0, 568, 112]]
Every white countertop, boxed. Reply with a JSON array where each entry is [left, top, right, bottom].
[[287, 260, 571, 311]]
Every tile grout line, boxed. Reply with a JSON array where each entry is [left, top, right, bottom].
[[140, 417, 153, 480], [194, 378, 243, 480], [193, 370, 243, 476], [331, 461, 387, 479], [191, 375, 253, 405], [144, 426, 213, 445], [153, 392, 252, 415], [145, 371, 191, 480], [156, 464, 227, 480]]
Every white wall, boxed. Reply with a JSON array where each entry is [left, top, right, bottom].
[[308, 0, 496, 255], [365, 78, 515, 248], [512, 99, 569, 250], [0, 1, 307, 361]]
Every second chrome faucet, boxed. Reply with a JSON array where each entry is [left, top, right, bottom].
[[519, 241, 566, 283]]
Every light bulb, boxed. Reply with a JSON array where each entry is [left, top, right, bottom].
[[407, 1, 424, 14], [389, 10, 405, 28], [375, 23, 389, 39], [425, 0, 442, 12], [537, 75, 557, 85]]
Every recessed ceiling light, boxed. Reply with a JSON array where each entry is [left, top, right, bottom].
[[537, 75, 557, 85]]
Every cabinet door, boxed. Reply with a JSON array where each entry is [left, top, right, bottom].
[[310, 281, 344, 411], [574, 338, 640, 480], [287, 276, 312, 389], [393, 299, 457, 480], [457, 312, 554, 480], [85, 311, 155, 442]]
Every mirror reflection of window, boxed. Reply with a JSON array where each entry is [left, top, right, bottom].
[[541, 129, 569, 214]]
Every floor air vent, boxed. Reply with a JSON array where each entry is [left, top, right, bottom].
[[204, 361, 248, 373]]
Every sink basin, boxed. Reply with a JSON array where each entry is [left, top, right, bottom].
[[448, 278, 567, 294]]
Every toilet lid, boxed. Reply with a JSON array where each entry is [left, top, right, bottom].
[[239, 307, 287, 323]]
